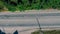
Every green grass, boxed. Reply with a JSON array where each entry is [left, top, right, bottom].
[[31, 30, 60, 34]]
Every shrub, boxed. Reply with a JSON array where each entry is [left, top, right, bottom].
[[1, 0, 60, 12], [0, 1, 4, 11]]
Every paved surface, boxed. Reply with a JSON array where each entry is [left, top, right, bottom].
[[0, 11, 60, 26], [0, 10, 60, 34]]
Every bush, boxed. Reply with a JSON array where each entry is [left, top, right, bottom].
[[1, 0, 60, 12], [7, 6, 16, 12], [0, 1, 4, 11]]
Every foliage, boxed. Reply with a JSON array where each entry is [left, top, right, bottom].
[[7, 6, 16, 12], [0, 1, 4, 11], [0, 0, 60, 12], [31, 30, 60, 34]]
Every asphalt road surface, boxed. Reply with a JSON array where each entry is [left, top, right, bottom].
[[0, 12, 60, 34]]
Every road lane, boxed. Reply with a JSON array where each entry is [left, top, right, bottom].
[[0, 12, 60, 34]]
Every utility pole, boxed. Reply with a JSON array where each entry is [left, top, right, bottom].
[[36, 16, 43, 34]]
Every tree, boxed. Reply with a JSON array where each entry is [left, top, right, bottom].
[[13, 30, 18, 34]]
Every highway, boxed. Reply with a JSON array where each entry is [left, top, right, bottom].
[[0, 12, 60, 26], [0, 12, 60, 34]]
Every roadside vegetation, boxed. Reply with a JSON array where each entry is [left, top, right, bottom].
[[0, 0, 60, 12], [31, 30, 60, 34]]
